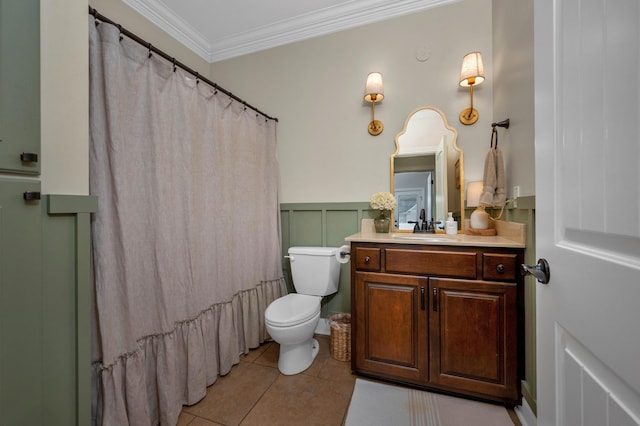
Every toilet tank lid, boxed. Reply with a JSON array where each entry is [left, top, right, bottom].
[[288, 246, 339, 256]]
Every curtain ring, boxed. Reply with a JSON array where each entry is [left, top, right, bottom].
[[172, 58, 176, 72], [147, 43, 152, 58], [195, 72, 200, 84]]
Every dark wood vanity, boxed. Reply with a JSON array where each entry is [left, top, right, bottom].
[[348, 234, 525, 406]]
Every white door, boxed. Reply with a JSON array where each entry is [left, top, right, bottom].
[[535, 0, 640, 425]]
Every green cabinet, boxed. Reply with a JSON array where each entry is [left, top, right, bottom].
[[0, 179, 43, 424], [0, 0, 40, 174]]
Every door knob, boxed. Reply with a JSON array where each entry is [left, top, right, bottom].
[[521, 258, 550, 284]]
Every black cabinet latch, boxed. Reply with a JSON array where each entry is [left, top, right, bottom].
[[23, 191, 41, 201], [20, 152, 38, 163]]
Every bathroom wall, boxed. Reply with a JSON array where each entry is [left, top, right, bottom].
[[210, 0, 494, 203], [41, 0, 89, 194], [492, 0, 535, 197]]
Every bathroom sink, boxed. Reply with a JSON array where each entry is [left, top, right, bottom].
[[390, 234, 460, 242]]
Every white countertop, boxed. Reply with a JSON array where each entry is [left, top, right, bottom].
[[345, 219, 525, 248]]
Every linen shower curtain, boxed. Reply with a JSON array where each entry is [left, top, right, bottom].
[[89, 17, 286, 425]]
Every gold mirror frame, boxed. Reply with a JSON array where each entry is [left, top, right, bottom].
[[390, 106, 464, 233]]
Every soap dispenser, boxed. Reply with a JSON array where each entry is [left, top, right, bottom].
[[445, 212, 458, 235]]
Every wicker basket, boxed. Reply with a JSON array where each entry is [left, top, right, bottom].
[[329, 313, 351, 362]]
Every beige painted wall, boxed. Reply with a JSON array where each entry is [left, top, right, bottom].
[[492, 0, 535, 197], [41, 0, 89, 194], [210, 0, 494, 203], [43, 1, 538, 201], [40, 0, 211, 195], [41, 1, 535, 200]]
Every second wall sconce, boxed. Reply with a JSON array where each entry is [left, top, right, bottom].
[[458, 52, 485, 125], [364, 72, 384, 136]]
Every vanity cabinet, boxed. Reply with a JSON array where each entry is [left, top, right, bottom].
[[351, 242, 524, 405]]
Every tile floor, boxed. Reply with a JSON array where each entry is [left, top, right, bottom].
[[178, 335, 521, 426], [178, 335, 355, 426]]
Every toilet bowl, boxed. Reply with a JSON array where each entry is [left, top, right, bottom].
[[265, 293, 321, 375], [265, 246, 341, 375]]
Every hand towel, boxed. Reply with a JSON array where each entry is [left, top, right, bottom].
[[479, 147, 506, 206], [493, 147, 506, 206], [479, 148, 497, 205]]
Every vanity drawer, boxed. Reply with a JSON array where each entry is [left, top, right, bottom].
[[385, 248, 477, 278], [483, 253, 518, 281], [355, 247, 381, 271]]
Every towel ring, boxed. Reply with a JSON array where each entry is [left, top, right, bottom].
[[491, 127, 498, 149]]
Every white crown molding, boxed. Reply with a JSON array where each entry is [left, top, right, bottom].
[[122, 0, 211, 60], [123, 0, 459, 63]]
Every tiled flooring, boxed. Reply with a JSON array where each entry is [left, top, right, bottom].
[[178, 335, 521, 426], [178, 335, 355, 426]]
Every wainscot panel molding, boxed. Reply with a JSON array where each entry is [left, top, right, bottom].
[[45, 194, 98, 425], [280, 202, 375, 319]]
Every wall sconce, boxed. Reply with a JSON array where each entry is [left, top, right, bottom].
[[364, 72, 384, 136], [458, 52, 485, 125], [466, 181, 489, 229]]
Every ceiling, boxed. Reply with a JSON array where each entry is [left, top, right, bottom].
[[122, 0, 458, 63]]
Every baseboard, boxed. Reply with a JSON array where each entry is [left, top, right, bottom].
[[315, 317, 330, 335], [515, 397, 537, 426]]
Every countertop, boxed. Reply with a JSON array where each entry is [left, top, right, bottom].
[[345, 219, 525, 248]]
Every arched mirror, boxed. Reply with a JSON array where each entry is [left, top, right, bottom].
[[391, 106, 464, 233]]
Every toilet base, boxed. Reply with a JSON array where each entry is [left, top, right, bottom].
[[277, 338, 320, 375]]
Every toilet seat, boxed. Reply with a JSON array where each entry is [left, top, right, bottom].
[[265, 294, 321, 327]]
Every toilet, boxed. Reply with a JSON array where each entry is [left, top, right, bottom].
[[265, 246, 341, 375]]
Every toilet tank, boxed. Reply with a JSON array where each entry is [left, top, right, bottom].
[[287, 246, 341, 296]]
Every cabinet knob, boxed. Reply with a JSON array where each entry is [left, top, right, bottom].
[[364, 256, 371, 263], [496, 263, 505, 273]]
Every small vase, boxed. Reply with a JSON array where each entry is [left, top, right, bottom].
[[374, 211, 390, 233]]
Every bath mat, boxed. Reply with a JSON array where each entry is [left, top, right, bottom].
[[345, 379, 514, 426]]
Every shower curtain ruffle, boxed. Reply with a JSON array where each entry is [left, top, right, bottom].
[[89, 16, 284, 426], [93, 278, 286, 426]]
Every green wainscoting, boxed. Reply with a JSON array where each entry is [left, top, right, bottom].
[[280, 202, 375, 319], [0, 186, 96, 426], [504, 196, 537, 414], [45, 195, 97, 426]]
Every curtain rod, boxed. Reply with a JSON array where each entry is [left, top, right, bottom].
[[88, 6, 278, 122]]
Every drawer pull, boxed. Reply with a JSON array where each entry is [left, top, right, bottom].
[[20, 152, 38, 163], [364, 256, 371, 264], [432, 288, 438, 312], [496, 264, 505, 273], [420, 287, 425, 310], [23, 191, 41, 201]]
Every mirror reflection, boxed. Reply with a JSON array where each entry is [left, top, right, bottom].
[[391, 106, 464, 233]]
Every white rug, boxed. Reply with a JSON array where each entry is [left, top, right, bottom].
[[345, 379, 514, 426]]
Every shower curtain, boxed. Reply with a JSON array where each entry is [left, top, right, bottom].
[[89, 17, 286, 425]]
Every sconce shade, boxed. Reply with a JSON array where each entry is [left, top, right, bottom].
[[364, 72, 384, 102], [466, 181, 484, 207], [459, 52, 485, 87], [364, 72, 384, 135], [458, 52, 484, 125]]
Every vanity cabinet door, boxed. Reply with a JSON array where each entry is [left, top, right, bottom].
[[353, 272, 428, 384], [428, 278, 519, 404]]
